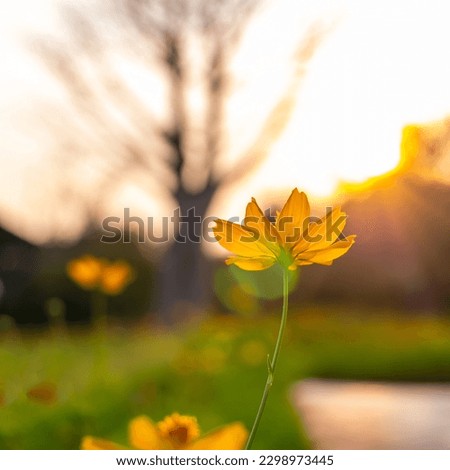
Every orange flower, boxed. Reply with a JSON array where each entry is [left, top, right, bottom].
[[82, 413, 248, 450], [100, 261, 135, 296], [66, 255, 104, 290], [67, 255, 135, 295], [214, 188, 355, 271]]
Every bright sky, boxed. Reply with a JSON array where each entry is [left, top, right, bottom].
[[0, 0, 449, 243], [218, 0, 450, 216]]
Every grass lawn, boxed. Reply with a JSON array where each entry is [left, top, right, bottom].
[[0, 306, 449, 449]]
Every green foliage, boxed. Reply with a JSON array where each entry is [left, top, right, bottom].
[[0, 307, 449, 449]]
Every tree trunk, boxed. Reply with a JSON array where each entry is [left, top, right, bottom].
[[157, 185, 216, 323]]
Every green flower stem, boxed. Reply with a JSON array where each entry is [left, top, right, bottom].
[[91, 291, 109, 377], [91, 291, 108, 331], [245, 268, 290, 449]]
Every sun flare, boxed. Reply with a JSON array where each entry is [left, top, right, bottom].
[[226, 0, 450, 200]]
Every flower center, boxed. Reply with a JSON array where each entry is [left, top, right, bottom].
[[277, 247, 295, 270], [157, 413, 200, 448]]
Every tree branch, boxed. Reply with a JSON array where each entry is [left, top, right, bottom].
[[218, 26, 326, 187]]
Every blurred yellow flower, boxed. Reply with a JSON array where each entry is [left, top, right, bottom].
[[100, 261, 135, 296], [66, 255, 104, 290], [66, 255, 135, 295], [82, 413, 248, 450], [82, 437, 125, 450], [214, 188, 356, 271]]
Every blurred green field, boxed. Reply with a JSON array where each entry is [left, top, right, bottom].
[[0, 306, 449, 450]]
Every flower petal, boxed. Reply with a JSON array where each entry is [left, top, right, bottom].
[[298, 235, 356, 266], [291, 259, 313, 267], [244, 198, 281, 255], [226, 256, 276, 271], [128, 416, 167, 450], [67, 255, 104, 290], [302, 207, 348, 251], [187, 422, 248, 450], [81, 436, 125, 450], [100, 261, 134, 296], [276, 189, 310, 247], [157, 413, 200, 449], [214, 219, 274, 258]]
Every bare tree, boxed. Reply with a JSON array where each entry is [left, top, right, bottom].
[[33, 0, 323, 321]]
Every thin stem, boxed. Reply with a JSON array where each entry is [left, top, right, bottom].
[[91, 291, 108, 332], [245, 268, 289, 449], [91, 291, 109, 376]]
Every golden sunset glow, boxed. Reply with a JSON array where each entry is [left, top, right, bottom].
[[222, 0, 450, 202], [0, 0, 449, 244]]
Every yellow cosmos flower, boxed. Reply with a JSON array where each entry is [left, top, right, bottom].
[[82, 413, 248, 450], [213, 188, 356, 271], [67, 255, 135, 295]]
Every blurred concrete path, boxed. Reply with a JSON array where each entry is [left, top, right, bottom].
[[291, 379, 450, 449]]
